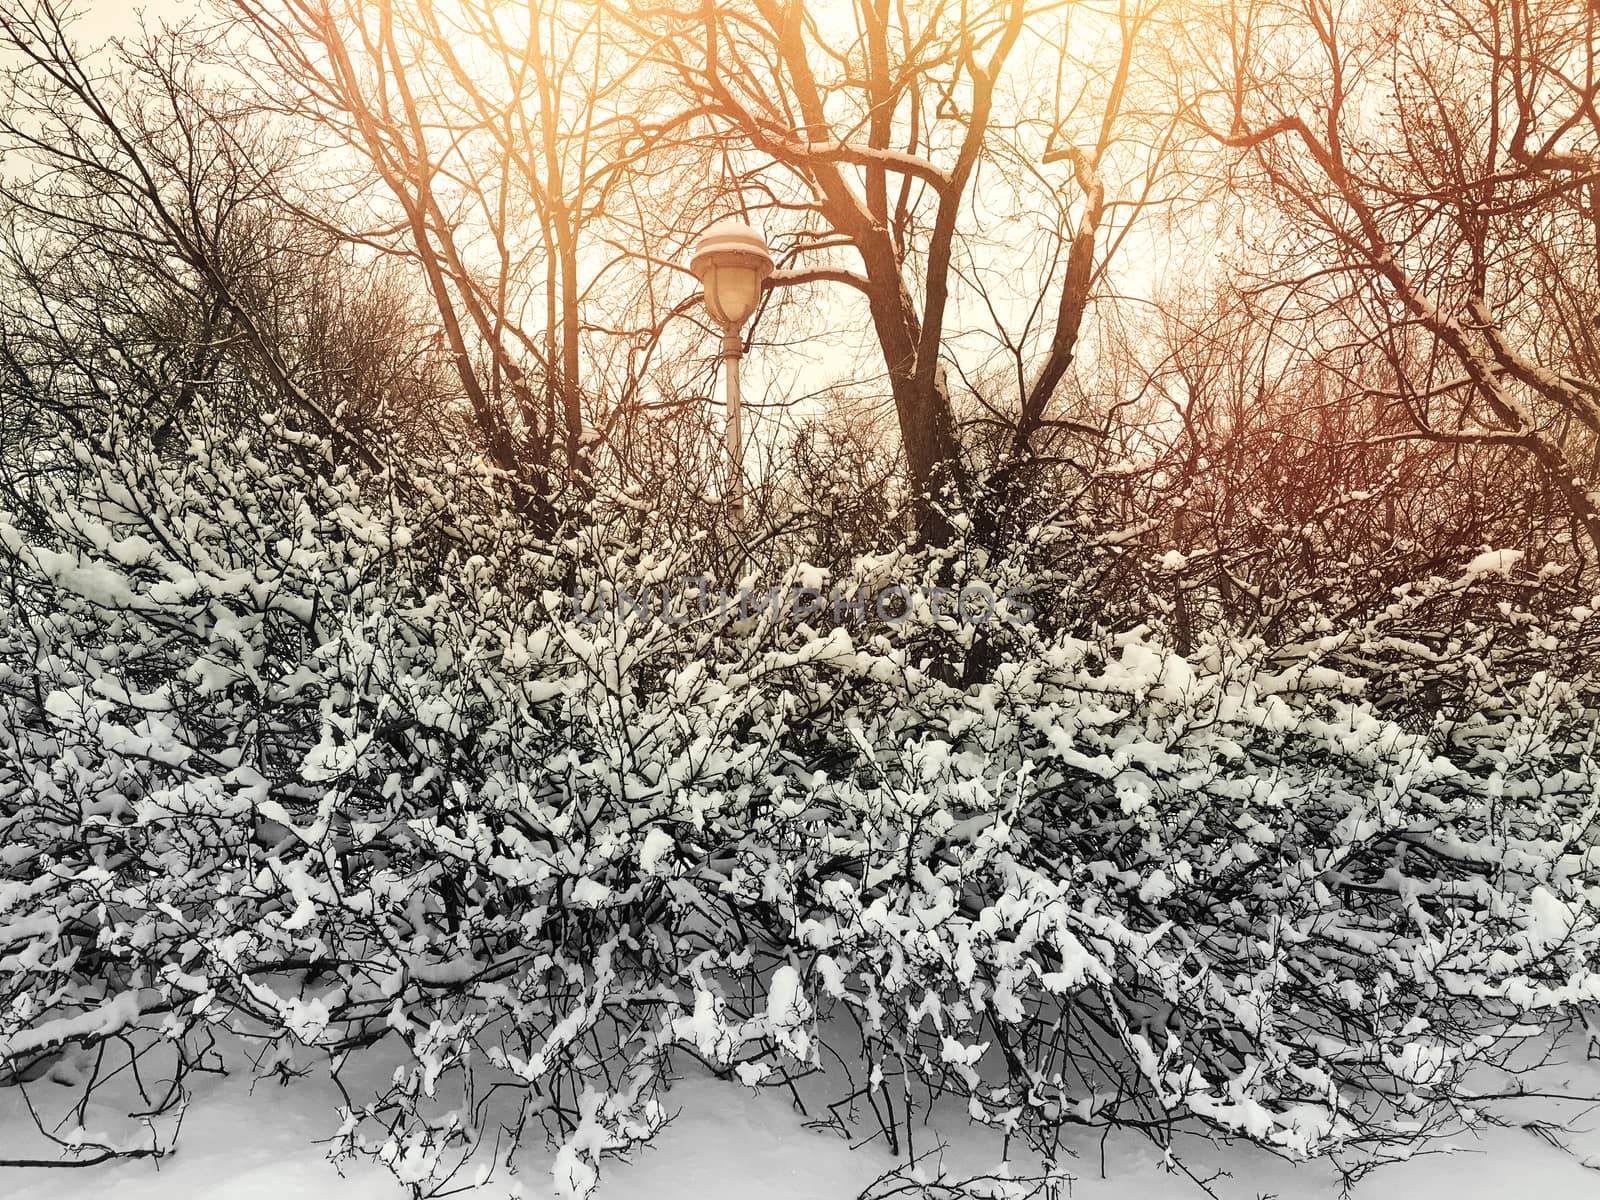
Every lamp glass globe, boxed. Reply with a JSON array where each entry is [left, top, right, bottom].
[[705, 262, 762, 327]]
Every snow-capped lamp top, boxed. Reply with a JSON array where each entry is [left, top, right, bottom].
[[690, 219, 773, 328]]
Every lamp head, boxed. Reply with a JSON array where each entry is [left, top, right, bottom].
[[690, 219, 774, 328]]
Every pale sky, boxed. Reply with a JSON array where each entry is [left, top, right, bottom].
[[6, 0, 1213, 485], [63, 0, 202, 42]]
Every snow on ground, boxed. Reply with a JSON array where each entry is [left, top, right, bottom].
[[3, 1032, 1599, 1200]]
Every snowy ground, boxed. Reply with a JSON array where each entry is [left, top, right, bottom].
[[3, 1031, 1599, 1200]]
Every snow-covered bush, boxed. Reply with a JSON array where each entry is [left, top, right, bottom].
[[2, 408, 1599, 1196]]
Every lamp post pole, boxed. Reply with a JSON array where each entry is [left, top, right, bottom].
[[690, 220, 773, 528], [721, 324, 745, 523]]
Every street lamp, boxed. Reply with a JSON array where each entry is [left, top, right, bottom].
[[690, 219, 773, 523]]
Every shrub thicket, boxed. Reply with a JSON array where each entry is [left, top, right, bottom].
[[2, 410, 1599, 1196]]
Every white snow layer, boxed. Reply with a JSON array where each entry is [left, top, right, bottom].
[[3, 1032, 1599, 1200]]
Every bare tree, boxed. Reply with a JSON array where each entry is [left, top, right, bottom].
[[1195, 0, 1600, 565], [1111, 282, 1555, 651], [0, 3, 452, 475], [227, 0, 721, 508], [615, 0, 1181, 541]]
